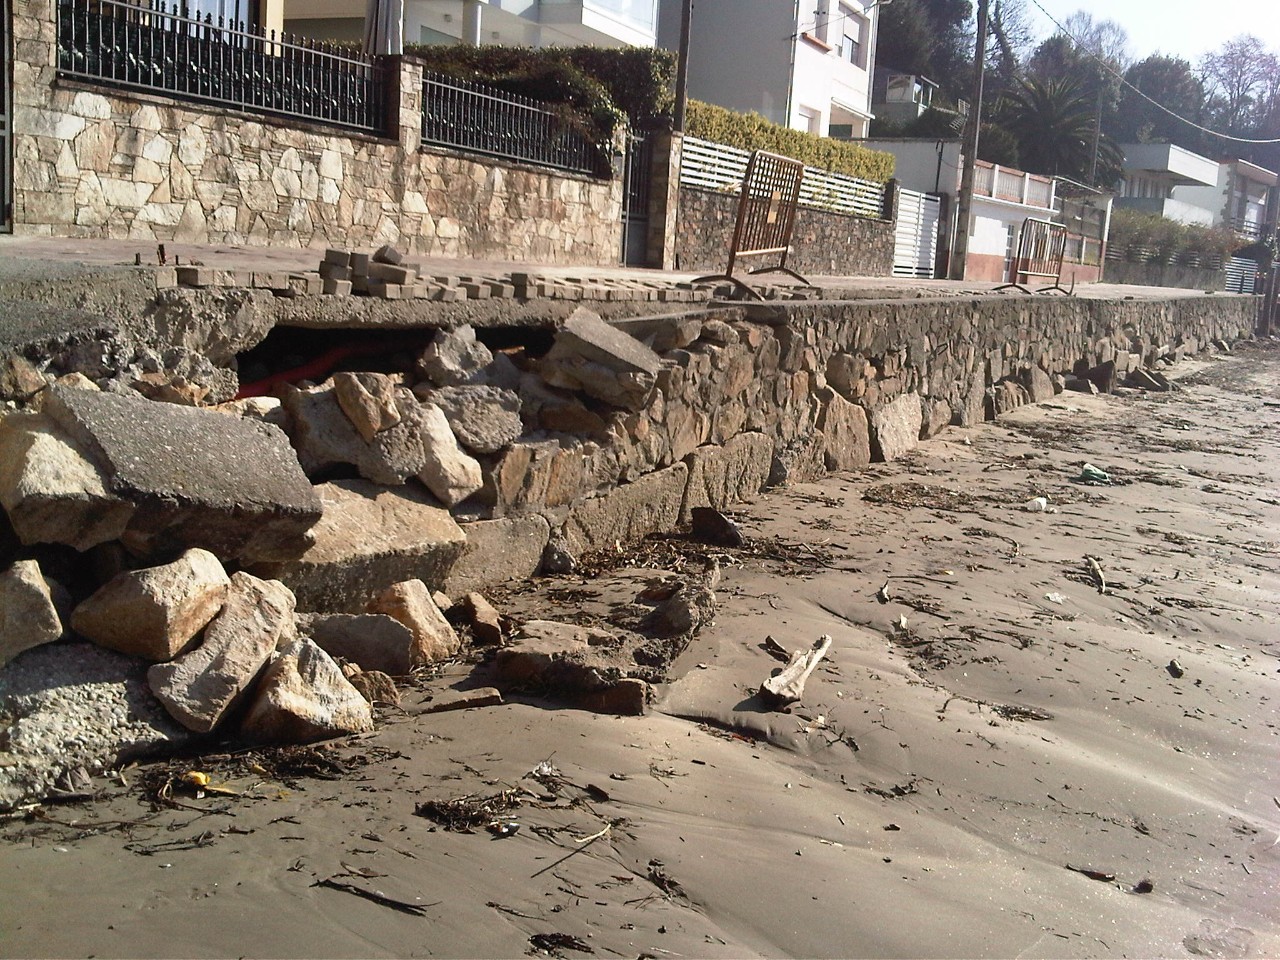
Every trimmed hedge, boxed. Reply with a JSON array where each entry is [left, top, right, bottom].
[[685, 100, 895, 183], [1108, 208, 1237, 267]]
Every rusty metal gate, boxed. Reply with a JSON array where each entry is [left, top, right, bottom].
[[996, 217, 1071, 294], [892, 188, 940, 278], [1, 0, 11, 232]]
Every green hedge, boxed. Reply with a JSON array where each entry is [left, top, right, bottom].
[[685, 100, 895, 183], [406, 45, 676, 145], [1107, 209, 1237, 267]]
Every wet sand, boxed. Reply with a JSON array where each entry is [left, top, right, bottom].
[[4, 344, 1279, 959]]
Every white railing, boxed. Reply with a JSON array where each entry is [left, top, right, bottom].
[[974, 161, 1054, 210], [680, 136, 886, 220]]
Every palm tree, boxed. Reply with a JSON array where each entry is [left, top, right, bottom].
[[996, 76, 1121, 185]]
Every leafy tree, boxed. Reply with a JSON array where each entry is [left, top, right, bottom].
[[1200, 35, 1274, 134], [976, 121, 1021, 166], [875, 0, 974, 100], [1111, 56, 1205, 149]]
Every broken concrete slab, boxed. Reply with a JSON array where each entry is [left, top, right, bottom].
[[38, 385, 321, 564], [539, 307, 661, 411], [0, 560, 65, 667], [416, 384, 522, 455], [680, 432, 773, 522], [0, 642, 190, 810], [250, 480, 467, 614], [760, 634, 832, 708], [869, 394, 923, 462], [417, 325, 493, 386], [71, 548, 231, 662], [299, 612, 418, 675], [818, 389, 871, 472], [561, 463, 688, 559], [494, 620, 624, 692], [239, 638, 373, 744], [146, 572, 296, 733], [443, 515, 550, 597], [0, 411, 136, 552], [366, 579, 460, 665]]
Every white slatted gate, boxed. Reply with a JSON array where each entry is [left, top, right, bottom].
[[893, 189, 941, 278], [1225, 256, 1259, 294]]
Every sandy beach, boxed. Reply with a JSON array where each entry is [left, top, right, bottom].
[[3, 342, 1279, 960]]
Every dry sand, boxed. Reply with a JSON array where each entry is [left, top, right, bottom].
[[3, 344, 1279, 960]]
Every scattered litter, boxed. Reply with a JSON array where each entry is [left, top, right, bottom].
[[486, 821, 520, 838], [529, 932, 593, 955], [1133, 879, 1155, 894], [876, 581, 892, 603], [1022, 496, 1059, 513], [1078, 463, 1111, 485], [1045, 593, 1067, 604], [759, 635, 833, 709]]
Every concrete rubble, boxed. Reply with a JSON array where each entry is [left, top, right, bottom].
[[0, 247, 1257, 808]]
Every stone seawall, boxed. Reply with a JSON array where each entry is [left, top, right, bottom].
[[246, 292, 1255, 606], [8, 0, 623, 263], [673, 187, 895, 277]]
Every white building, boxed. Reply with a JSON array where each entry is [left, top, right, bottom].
[[1115, 143, 1219, 227], [1173, 157, 1278, 240], [283, 0, 658, 49], [657, 0, 882, 138]]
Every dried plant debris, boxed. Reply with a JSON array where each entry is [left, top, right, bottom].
[[529, 932, 594, 956], [414, 790, 523, 831], [862, 482, 978, 512]]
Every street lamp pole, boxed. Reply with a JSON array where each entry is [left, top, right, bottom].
[[950, 0, 989, 280]]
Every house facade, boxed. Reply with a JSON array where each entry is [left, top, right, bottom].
[[1172, 157, 1277, 241], [657, 0, 880, 138], [1115, 142, 1220, 227], [282, 0, 657, 49]]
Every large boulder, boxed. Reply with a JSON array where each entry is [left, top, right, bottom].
[[680, 432, 774, 522], [415, 384, 523, 455], [299, 612, 418, 675], [561, 463, 687, 558], [443, 515, 550, 596], [538, 307, 661, 411], [71, 548, 231, 662], [146, 573, 297, 733], [332, 371, 402, 442], [0, 560, 66, 667], [818, 389, 872, 472], [869, 394, 923, 462], [282, 381, 430, 485], [27, 385, 321, 563], [415, 403, 483, 507], [0, 412, 136, 552], [249, 480, 467, 614], [239, 638, 373, 743], [366, 579, 460, 665]]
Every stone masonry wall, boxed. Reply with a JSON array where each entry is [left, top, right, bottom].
[[673, 186, 895, 277], [8, 0, 624, 263]]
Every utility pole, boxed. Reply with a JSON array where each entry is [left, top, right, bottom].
[[950, 0, 988, 280], [673, 0, 693, 132]]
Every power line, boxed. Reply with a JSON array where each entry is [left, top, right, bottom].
[[1024, 0, 1280, 144]]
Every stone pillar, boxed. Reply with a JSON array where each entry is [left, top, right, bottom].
[[461, 0, 483, 45], [391, 56, 422, 154], [646, 129, 682, 271]]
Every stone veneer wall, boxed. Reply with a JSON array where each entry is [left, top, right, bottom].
[[440, 293, 1253, 594], [8, 0, 624, 262], [673, 187, 895, 276], [1102, 260, 1226, 292]]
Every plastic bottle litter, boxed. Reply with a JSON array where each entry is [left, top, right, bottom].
[[1079, 463, 1111, 484]]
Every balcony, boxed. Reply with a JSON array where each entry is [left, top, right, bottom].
[[973, 161, 1054, 210]]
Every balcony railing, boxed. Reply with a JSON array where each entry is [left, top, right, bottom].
[[57, 0, 387, 134], [973, 161, 1054, 209], [421, 72, 606, 177]]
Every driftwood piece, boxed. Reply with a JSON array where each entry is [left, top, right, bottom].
[[759, 634, 832, 709]]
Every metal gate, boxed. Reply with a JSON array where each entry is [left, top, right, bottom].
[[1, 0, 11, 232], [1225, 256, 1259, 294], [892, 189, 940, 278], [620, 131, 653, 266]]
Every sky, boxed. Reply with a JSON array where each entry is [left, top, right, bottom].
[[1022, 0, 1280, 65]]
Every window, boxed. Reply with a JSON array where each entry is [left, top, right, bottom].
[[184, 0, 258, 26], [839, 6, 864, 66]]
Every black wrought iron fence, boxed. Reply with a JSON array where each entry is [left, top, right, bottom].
[[421, 72, 607, 177], [57, 0, 386, 134]]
